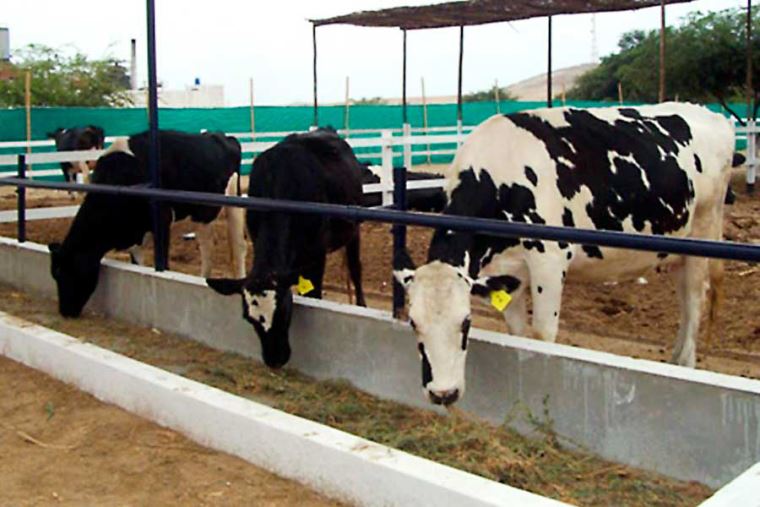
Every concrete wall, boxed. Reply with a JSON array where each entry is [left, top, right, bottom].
[[1, 238, 759, 489]]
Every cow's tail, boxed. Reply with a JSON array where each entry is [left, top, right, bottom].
[[224, 174, 247, 278], [705, 258, 724, 351]]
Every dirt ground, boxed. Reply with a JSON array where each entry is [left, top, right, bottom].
[[0, 356, 342, 507], [2, 175, 760, 380], [0, 285, 712, 506]]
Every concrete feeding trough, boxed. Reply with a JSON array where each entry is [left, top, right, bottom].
[[0, 237, 757, 504]]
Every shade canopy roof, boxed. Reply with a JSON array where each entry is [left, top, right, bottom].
[[312, 0, 693, 30]]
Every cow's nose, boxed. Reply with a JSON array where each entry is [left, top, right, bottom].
[[428, 388, 460, 406]]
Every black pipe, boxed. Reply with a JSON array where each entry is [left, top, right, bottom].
[[457, 25, 464, 123], [146, 0, 166, 271], [2, 177, 760, 264], [392, 166, 408, 318], [402, 29, 408, 125], [16, 154, 25, 243], [547, 16, 553, 108], [313, 23, 319, 128]]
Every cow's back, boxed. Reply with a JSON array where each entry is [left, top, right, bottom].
[[448, 103, 735, 280]]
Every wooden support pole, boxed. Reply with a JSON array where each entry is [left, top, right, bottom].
[[344, 76, 350, 136], [421, 76, 430, 164], [254, 78, 256, 141], [24, 71, 31, 168], [747, 0, 754, 121], [618, 82, 624, 105], [494, 78, 501, 114], [659, 0, 666, 103]]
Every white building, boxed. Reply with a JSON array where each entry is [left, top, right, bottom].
[[127, 82, 225, 108]]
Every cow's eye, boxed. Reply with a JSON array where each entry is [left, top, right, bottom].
[[461, 317, 471, 350]]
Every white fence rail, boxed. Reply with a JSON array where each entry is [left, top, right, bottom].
[[0, 127, 454, 205]]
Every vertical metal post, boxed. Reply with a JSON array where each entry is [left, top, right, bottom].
[[313, 24, 319, 128], [402, 29, 408, 125], [547, 16, 553, 108], [748, 0, 755, 193], [17, 154, 26, 243], [659, 0, 666, 103], [392, 166, 408, 319], [457, 26, 464, 127], [146, 0, 166, 271]]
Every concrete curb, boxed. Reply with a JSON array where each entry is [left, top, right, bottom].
[[0, 311, 568, 507]]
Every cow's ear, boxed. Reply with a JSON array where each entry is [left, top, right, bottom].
[[393, 249, 416, 289], [206, 277, 245, 296], [470, 275, 521, 298], [48, 242, 62, 254]]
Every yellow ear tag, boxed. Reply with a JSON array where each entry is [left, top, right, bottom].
[[297, 276, 315, 296], [490, 290, 512, 312]]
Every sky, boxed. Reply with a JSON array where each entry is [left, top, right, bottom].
[[0, 0, 749, 106]]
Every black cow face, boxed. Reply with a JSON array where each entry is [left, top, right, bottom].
[[48, 243, 100, 318], [206, 277, 294, 368]]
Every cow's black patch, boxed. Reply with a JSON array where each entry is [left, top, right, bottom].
[[461, 318, 471, 350], [567, 251, 573, 260], [562, 208, 575, 227], [657, 252, 668, 259], [582, 245, 604, 259], [419, 342, 433, 386], [428, 168, 520, 277], [537, 286, 543, 294], [499, 183, 545, 224], [508, 108, 694, 236], [524, 166, 538, 186], [558, 241, 569, 249], [694, 154, 703, 173], [523, 239, 545, 253]]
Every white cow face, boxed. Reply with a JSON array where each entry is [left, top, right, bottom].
[[395, 258, 520, 406]]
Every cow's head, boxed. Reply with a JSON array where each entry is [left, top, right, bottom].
[[48, 242, 101, 318], [394, 250, 520, 406], [206, 277, 294, 368]]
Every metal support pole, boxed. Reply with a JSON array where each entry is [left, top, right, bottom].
[[402, 29, 408, 125], [747, 0, 755, 193], [659, 0, 666, 103], [457, 26, 464, 125], [17, 154, 26, 243], [547, 16, 553, 108], [392, 166, 408, 319], [146, 0, 166, 271], [313, 24, 319, 128]]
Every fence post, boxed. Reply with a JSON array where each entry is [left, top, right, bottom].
[[380, 130, 394, 206], [402, 122, 412, 170], [17, 154, 26, 243], [392, 165, 407, 319], [748, 120, 757, 194]]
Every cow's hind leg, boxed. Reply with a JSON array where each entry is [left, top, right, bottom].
[[671, 256, 709, 367], [224, 174, 247, 278], [526, 249, 569, 343], [345, 232, 366, 307], [195, 221, 214, 278]]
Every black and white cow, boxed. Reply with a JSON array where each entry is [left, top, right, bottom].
[[207, 128, 366, 368], [47, 125, 105, 183], [395, 102, 736, 406], [49, 130, 246, 318]]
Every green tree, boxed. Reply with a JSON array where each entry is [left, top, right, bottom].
[[568, 7, 760, 119], [463, 85, 516, 103], [0, 44, 131, 107]]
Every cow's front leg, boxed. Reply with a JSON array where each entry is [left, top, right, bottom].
[[526, 250, 568, 343], [299, 252, 327, 300]]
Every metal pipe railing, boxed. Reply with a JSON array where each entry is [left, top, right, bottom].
[[3, 175, 760, 264]]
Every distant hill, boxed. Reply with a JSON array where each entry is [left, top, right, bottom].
[[504, 63, 598, 101]]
